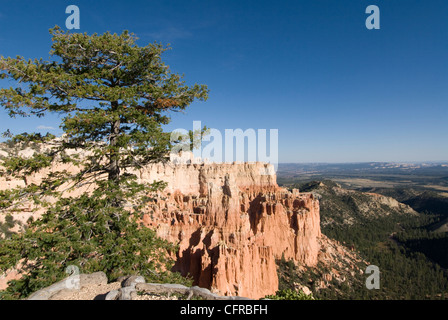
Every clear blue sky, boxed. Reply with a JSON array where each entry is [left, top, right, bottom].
[[0, 0, 447, 163]]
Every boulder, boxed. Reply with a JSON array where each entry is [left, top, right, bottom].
[[120, 275, 145, 288], [118, 286, 137, 300], [105, 289, 120, 301]]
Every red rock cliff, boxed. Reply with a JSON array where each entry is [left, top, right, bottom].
[[140, 162, 321, 299]]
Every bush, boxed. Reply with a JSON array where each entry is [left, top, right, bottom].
[[265, 288, 316, 300]]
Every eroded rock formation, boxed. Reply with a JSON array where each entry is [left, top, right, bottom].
[[139, 162, 321, 299], [0, 144, 322, 298]]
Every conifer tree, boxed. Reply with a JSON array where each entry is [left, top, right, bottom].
[[0, 26, 208, 299]]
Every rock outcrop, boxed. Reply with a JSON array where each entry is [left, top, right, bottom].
[[26, 272, 251, 300], [139, 162, 321, 299]]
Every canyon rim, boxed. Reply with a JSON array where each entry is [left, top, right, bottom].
[[0, 146, 325, 299]]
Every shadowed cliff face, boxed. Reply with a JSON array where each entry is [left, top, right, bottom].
[[140, 162, 321, 299]]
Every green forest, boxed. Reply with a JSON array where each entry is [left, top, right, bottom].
[[278, 180, 448, 300]]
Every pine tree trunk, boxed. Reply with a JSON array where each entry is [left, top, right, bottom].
[[109, 101, 120, 184]]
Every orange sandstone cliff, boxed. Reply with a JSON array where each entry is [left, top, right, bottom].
[[138, 162, 321, 299]]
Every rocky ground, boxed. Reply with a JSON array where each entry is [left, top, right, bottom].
[[28, 272, 251, 301], [50, 281, 184, 300], [49, 282, 122, 300]]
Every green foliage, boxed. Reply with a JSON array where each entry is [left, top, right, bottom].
[[0, 215, 23, 239], [265, 288, 315, 300], [0, 26, 206, 299], [277, 256, 305, 292], [0, 26, 208, 182], [395, 213, 448, 269], [320, 210, 448, 299], [279, 180, 448, 300], [0, 180, 192, 300]]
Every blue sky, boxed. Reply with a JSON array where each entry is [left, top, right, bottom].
[[0, 0, 447, 163]]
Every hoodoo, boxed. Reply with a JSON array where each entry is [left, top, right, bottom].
[[139, 161, 321, 299]]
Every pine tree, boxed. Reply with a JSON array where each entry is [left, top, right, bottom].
[[0, 26, 208, 299]]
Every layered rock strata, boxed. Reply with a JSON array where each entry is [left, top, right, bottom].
[[139, 162, 321, 299]]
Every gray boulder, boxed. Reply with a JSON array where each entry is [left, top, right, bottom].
[[121, 275, 145, 288], [118, 286, 136, 300], [105, 289, 120, 301]]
